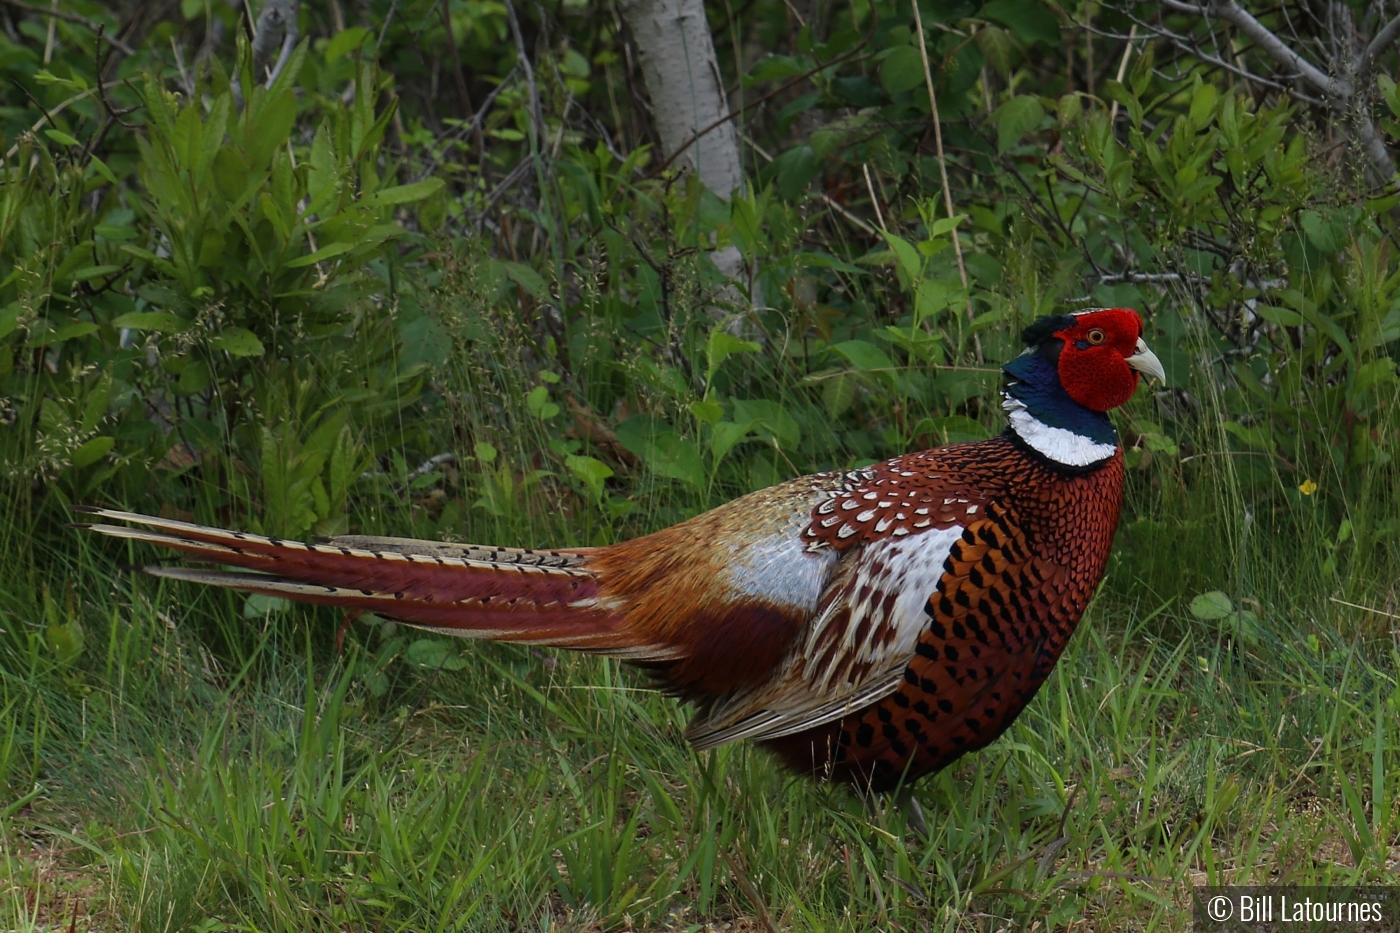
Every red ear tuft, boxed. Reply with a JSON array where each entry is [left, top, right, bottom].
[[1053, 309, 1145, 412]]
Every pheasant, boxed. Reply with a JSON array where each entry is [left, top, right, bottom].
[[78, 308, 1163, 792]]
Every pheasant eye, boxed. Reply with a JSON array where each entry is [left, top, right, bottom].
[[1086, 328, 1106, 345]]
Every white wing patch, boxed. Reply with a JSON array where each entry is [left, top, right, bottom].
[[688, 526, 963, 749], [718, 515, 839, 614]]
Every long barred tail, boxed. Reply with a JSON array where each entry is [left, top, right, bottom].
[[75, 507, 674, 660]]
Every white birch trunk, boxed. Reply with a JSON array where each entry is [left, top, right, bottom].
[[619, 0, 760, 313], [618, 0, 743, 199]]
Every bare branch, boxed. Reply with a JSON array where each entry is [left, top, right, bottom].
[[1208, 0, 1350, 97], [0, 0, 133, 54], [1356, 11, 1400, 81]]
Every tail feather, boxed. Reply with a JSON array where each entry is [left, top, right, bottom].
[[78, 507, 673, 659]]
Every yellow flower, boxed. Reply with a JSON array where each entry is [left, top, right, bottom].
[[1299, 479, 1318, 496]]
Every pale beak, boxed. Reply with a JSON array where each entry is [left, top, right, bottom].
[[1125, 338, 1166, 384]]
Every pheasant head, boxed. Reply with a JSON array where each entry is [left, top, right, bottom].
[[1001, 308, 1165, 469]]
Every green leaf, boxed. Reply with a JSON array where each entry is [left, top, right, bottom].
[[993, 96, 1045, 153], [42, 322, 99, 344], [500, 261, 549, 298], [1221, 420, 1275, 453], [710, 419, 755, 466], [565, 454, 614, 503], [706, 327, 762, 382], [927, 214, 968, 239], [1254, 305, 1302, 327], [976, 25, 1014, 79], [44, 129, 80, 147], [1189, 591, 1234, 621], [405, 637, 467, 670], [325, 26, 371, 63], [364, 178, 445, 207], [0, 303, 20, 340], [95, 223, 137, 241], [980, 0, 1061, 45], [832, 339, 895, 373], [112, 311, 188, 332], [880, 46, 924, 95], [211, 327, 265, 358], [882, 231, 924, 284], [731, 398, 801, 450], [1188, 82, 1218, 127], [822, 373, 857, 419], [689, 399, 723, 425], [44, 619, 84, 664], [71, 436, 114, 468], [285, 241, 354, 268], [243, 593, 292, 617]]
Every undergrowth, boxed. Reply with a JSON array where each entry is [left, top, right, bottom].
[[3, 0, 1400, 928]]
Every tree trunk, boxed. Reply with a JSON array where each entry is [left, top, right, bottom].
[[618, 0, 760, 314], [617, 0, 743, 199]]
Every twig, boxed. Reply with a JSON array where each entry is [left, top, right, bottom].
[[375, 0, 398, 51], [437, 0, 474, 119], [1107, 24, 1138, 126], [741, 131, 878, 235], [912, 0, 979, 359], [1205, 0, 1349, 98], [650, 41, 873, 176], [1330, 597, 1400, 623], [0, 0, 132, 53], [862, 163, 886, 231]]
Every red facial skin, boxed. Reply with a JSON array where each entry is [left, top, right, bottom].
[[1054, 308, 1145, 412]]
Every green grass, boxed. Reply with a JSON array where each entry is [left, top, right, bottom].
[[3, 257, 1399, 932], [3, 488, 1400, 931]]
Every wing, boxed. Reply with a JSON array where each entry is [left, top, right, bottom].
[[684, 451, 996, 750], [769, 498, 1082, 789]]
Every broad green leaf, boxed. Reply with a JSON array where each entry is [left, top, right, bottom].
[[500, 261, 548, 298], [1189, 591, 1234, 620], [112, 311, 189, 332], [244, 593, 291, 617], [44, 618, 84, 664], [882, 231, 924, 284], [822, 373, 857, 419], [1221, 420, 1275, 453], [832, 339, 895, 373], [689, 399, 723, 425], [326, 27, 371, 63], [41, 322, 99, 344], [980, 0, 1061, 44], [880, 46, 924, 95], [927, 214, 968, 239], [993, 96, 1045, 153], [364, 178, 445, 207], [211, 327, 265, 357], [976, 25, 1014, 78], [1254, 305, 1302, 327], [710, 419, 755, 466], [706, 327, 762, 381], [406, 638, 467, 670], [1189, 82, 1218, 127], [565, 454, 614, 502], [732, 398, 801, 450], [0, 303, 20, 340], [71, 436, 114, 468], [44, 129, 80, 147], [286, 241, 353, 267]]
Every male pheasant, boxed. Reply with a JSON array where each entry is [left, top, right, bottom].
[[79, 308, 1163, 792]]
